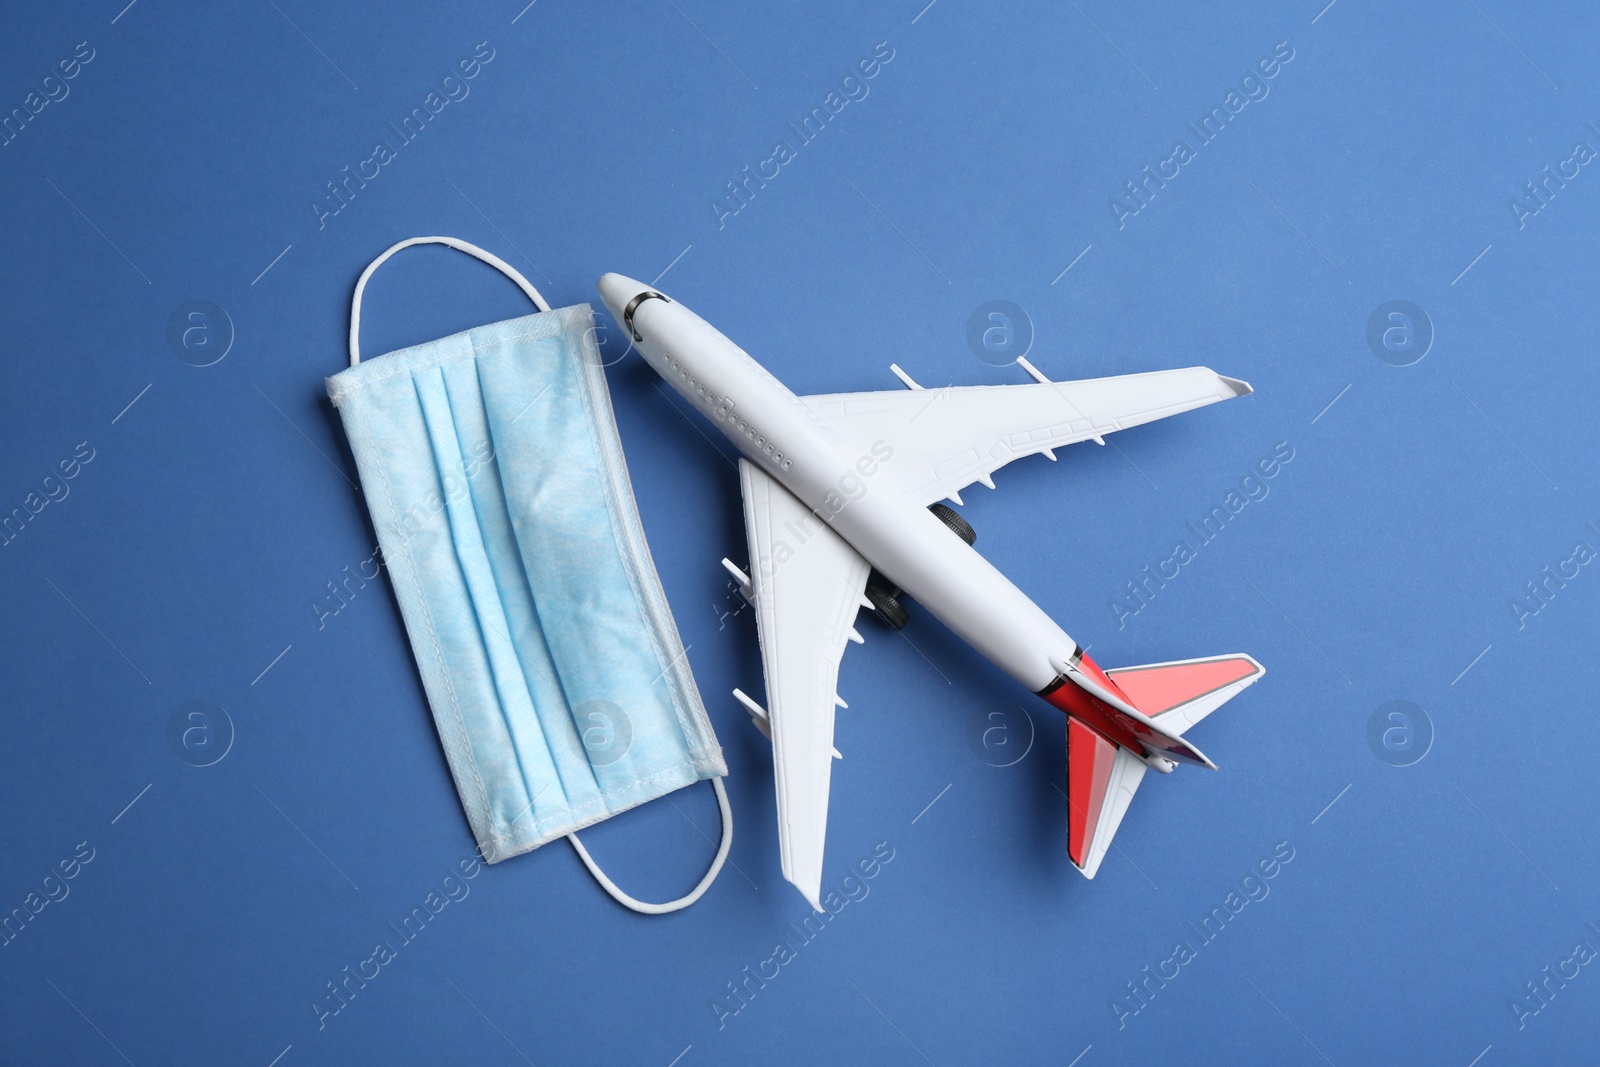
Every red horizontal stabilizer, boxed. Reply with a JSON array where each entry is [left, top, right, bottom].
[[1108, 655, 1261, 717]]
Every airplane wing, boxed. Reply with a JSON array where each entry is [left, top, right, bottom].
[[737, 458, 870, 911], [803, 366, 1250, 506]]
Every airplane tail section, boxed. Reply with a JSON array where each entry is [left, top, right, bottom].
[[1066, 654, 1263, 878]]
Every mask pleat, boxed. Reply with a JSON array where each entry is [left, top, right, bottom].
[[336, 358, 532, 857], [440, 358, 608, 817], [412, 368, 572, 841], [479, 332, 702, 814], [470, 343, 626, 805]]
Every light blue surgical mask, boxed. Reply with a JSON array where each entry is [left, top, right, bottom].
[[329, 237, 730, 913]]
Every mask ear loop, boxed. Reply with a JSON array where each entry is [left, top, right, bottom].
[[566, 777, 733, 914], [349, 236, 551, 366]]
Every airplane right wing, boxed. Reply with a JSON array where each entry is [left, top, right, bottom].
[[804, 366, 1249, 507], [737, 458, 871, 911]]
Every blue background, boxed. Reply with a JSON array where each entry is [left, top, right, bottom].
[[1, 1, 1595, 1064]]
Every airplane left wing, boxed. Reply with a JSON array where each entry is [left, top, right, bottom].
[[737, 459, 871, 911], [804, 366, 1250, 507]]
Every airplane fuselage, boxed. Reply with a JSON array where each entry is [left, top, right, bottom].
[[622, 289, 1081, 697]]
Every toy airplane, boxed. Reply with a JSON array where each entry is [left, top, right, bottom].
[[597, 274, 1264, 911]]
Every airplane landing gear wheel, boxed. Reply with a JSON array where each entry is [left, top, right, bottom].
[[930, 502, 976, 545], [865, 584, 909, 631]]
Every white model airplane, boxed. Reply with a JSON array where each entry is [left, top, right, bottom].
[[597, 274, 1264, 910]]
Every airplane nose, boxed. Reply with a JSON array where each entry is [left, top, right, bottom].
[[596, 273, 649, 332]]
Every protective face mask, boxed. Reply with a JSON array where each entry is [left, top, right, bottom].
[[328, 236, 730, 913]]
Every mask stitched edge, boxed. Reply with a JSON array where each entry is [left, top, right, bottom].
[[328, 308, 585, 406]]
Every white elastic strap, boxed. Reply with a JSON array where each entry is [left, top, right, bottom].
[[566, 776, 733, 915], [348, 235, 551, 366]]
